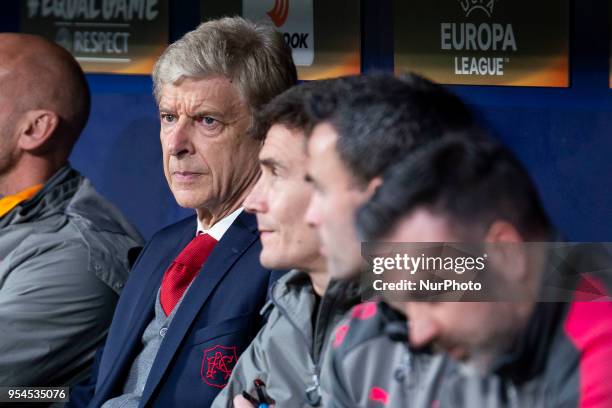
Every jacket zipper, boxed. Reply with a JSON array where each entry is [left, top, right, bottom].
[[270, 290, 323, 406]]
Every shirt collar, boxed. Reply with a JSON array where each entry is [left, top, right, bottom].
[[0, 184, 44, 218], [196, 207, 244, 241]]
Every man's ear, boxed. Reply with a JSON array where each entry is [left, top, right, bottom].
[[364, 176, 383, 198], [485, 220, 528, 283], [486, 220, 523, 244], [17, 110, 59, 151]]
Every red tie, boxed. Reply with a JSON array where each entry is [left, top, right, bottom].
[[160, 233, 218, 316]]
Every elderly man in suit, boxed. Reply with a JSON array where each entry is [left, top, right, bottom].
[[70, 17, 296, 407]]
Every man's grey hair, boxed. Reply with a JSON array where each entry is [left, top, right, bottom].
[[152, 16, 297, 138]]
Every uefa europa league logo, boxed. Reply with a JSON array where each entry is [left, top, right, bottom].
[[457, 0, 498, 17]]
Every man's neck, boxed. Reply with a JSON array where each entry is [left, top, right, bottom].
[[308, 266, 331, 297], [0, 157, 62, 196], [196, 169, 259, 229], [196, 201, 243, 230]]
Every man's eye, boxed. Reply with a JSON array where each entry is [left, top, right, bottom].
[[160, 113, 176, 123], [261, 165, 278, 178], [196, 116, 218, 126]]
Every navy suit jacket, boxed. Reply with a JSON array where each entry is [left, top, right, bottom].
[[72, 212, 282, 407]]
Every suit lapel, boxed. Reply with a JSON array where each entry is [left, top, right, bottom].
[[140, 212, 258, 406], [95, 219, 196, 400]]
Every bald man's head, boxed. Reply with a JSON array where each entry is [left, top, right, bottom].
[[0, 34, 90, 160]]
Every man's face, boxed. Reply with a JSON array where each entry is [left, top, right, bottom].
[[158, 76, 261, 211], [0, 56, 20, 182], [244, 124, 322, 270], [386, 209, 522, 371], [305, 123, 376, 279]]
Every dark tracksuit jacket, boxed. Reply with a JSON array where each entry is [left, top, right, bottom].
[[324, 245, 612, 407]]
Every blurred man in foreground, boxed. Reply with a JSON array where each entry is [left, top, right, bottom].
[[300, 73, 477, 406], [328, 135, 612, 406], [0, 34, 143, 387], [303, 73, 474, 279], [213, 81, 360, 408]]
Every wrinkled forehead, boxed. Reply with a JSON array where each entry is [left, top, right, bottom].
[[158, 76, 249, 116]]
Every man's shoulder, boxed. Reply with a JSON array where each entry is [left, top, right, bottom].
[[258, 270, 311, 322], [322, 302, 418, 408], [66, 177, 142, 242], [150, 215, 198, 242], [331, 301, 407, 356], [553, 276, 612, 404], [271, 269, 309, 294], [129, 216, 198, 272], [150, 211, 259, 243]]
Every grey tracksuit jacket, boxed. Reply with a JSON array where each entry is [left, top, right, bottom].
[[324, 245, 612, 407], [212, 270, 360, 408], [0, 166, 143, 388]]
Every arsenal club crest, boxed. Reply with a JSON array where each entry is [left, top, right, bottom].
[[201, 344, 238, 388]]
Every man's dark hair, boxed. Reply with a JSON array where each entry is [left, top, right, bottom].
[[255, 81, 324, 139], [356, 134, 553, 241], [305, 73, 475, 185]]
